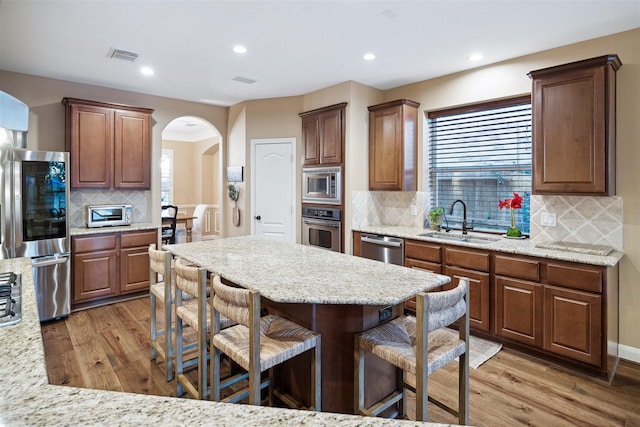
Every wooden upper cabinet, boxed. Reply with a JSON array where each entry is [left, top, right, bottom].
[[299, 103, 346, 166], [529, 55, 621, 195], [114, 109, 151, 189], [368, 99, 419, 191], [63, 98, 154, 190]]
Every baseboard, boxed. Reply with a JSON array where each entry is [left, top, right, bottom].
[[619, 344, 640, 364]]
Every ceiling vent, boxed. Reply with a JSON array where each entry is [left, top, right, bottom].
[[232, 76, 257, 84], [108, 48, 139, 62]]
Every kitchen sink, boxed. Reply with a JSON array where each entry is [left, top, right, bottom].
[[418, 232, 498, 245]]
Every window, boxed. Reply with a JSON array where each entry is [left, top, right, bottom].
[[161, 149, 173, 204], [428, 96, 531, 235]]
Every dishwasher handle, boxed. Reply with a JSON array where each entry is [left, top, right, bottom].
[[361, 235, 403, 248]]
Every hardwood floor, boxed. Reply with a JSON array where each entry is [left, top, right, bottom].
[[41, 297, 640, 426]]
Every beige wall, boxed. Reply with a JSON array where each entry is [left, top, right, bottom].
[[1, 28, 638, 355], [0, 70, 228, 226], [225, 97, 304, 238], [380, 29, 640, 352], [161, 136, 221, 206]]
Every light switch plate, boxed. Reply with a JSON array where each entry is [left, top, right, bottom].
[[540, 212, 557, 227]]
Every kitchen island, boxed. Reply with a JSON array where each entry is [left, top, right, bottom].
[[164, 235, 451, 414], [0, 256, 455, 426]]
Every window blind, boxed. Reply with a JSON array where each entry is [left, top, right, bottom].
[[428, 96, 532, 234]]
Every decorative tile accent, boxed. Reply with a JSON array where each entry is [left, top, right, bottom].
[[354, 191, 624, 252], [530, 195, 623, 250], [351, 191, 427, 229], [69, 190, 150, 227]]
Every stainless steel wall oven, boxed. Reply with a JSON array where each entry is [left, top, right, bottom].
[[302, 206, 341, 252]]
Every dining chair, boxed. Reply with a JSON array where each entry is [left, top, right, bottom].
[[210, 275, 322, 409], [148, 244, 174, 381], [161, 204, 178, 245], [354, 278, 470, 424]]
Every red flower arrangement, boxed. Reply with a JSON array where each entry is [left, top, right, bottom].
[[499, 192, 523, 237]]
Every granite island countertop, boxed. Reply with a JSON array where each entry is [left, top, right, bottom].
[[0, 257, 455, 427], [164, 235, 450, 305], [353, 225, 624, 267]]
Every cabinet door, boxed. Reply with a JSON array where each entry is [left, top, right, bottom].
[[319, 108, 343, 165], [72, 249, 118, 303], [302, 115, 320, 166], [532, 62, 611, 195], [114, 109, 151, 189], [120, 246, 152, 294], [445, 266, 491, 332], [495, 276, 543, 347], [67, 103, 113, 189], [369, 104, 403, 190], [544, 285, 602, 366]]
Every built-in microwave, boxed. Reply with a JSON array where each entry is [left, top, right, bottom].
[[87, 204, 132, 228], [302, 166, 341, 205]]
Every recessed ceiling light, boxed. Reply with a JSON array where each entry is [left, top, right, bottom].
[[363, 53, 376, 61], [233, 45, 247, 54], [468, 53, 483, 61], [140, 66, 154, 76]]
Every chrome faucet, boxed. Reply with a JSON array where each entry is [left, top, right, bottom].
[[449, 199, 473, 235]]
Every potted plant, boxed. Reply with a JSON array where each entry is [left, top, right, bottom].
[[428, 207, 445, 230]]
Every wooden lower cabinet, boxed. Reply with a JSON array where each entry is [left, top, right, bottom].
[[446, 266, 490, 332], [495, 276, 543, 347], [72, 229, 157, 308], [355, 232, 617, 376], [120, 230, 157, 293], [543, 285, 602, 365], [495, 253, 607, 370]]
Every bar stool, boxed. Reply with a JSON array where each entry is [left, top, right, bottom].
[[148, 244, 174, 381], [210, 275, 322, 409], [174, 257, 210, 399], [355, 278, 470, 424]]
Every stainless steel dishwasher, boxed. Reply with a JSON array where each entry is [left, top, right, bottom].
[[360, 233, 404, 265]]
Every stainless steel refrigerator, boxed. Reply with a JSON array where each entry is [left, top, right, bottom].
[[1, 90, 71, 321]]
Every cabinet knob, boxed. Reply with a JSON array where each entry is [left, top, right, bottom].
[[255, 215, 261, 220]]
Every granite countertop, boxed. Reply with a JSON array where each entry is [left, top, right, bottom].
[[70, 222, 159, 236], [164, 236, 450, 306], [353, 225, 624, 267], [0, 258, 453, 427]]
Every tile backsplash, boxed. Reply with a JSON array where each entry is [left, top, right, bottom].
[[530, 195, 623, 250], [352, 191, 623, 251], [69, 190, 150, 227]]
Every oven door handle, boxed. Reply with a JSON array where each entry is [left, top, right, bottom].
[[303, 218, 340, 228]]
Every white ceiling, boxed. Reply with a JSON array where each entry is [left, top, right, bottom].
[[1, 0, 639, 111]]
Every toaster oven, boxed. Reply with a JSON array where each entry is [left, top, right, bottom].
[[87, 204, 132, 228]]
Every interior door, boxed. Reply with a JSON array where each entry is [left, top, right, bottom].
[[251, 138, 295, 242]]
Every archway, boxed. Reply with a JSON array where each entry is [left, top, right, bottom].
[[162, 116, 222, 240]]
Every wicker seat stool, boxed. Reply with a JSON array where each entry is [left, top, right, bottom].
[[210, 275, 321, 409], [355, 278, 470, 424]]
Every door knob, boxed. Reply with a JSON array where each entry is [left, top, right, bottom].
[[255, 215, 261, 220]]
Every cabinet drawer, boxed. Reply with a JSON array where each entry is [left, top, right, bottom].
[[495, 255, 541, 281], [547, 263, 602, 293], [405, 240, 441, 263], [121, 229, 158, 248], [72, 234, 117, 253], [444, 247, 490, 272], [405, 258, 442, 274]]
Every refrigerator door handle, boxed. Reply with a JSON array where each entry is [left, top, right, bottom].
[[31, 255, 69, 268]]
